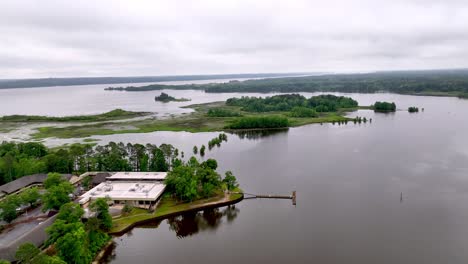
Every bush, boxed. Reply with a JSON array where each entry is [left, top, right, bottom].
[[226, 116, 289, 129], [408, 106, 419, 113], [207, 108, 242, 117], [373, 101, 396, 112], [289, 107, 318, 118]]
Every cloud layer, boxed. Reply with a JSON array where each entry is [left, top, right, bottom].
[[1, 0, 468, 78]]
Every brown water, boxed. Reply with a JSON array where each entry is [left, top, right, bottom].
[[96, 94, 468, 264]]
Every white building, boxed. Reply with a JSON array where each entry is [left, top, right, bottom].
[[79, 172, 167, 209]]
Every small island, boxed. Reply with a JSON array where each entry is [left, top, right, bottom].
[[155, 92, 190, 103], [373, 101, 396, 112], [408, 106, 419, 113]]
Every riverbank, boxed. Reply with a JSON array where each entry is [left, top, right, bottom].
[[109, 190, 244, 235]]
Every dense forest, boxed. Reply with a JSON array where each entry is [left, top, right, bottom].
[[226, 94, 358, 112], [103, 69, 468, 98], [0, 141, 178, 185]]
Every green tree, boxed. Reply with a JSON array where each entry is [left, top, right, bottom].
[[42, 182, 74, 211], [55, 227, 91, 264], [153, 148, 168, 172], [56, 202, 84, 223], [69, 144, 86, 174], [165, 165, 198, 202], [223, 171, 239, 191], [46, 220, 84, 246], [44, 149, 72, 173], [15, 242, 40, 264], [200, 145, 206, 157], [31, 255, 66, 264], [202, 159, 218, 170], [17, 142, 48, 158], [193, 146, 198, 155], [0, 195, 20, 223], [20, 187, 41, 207], [43, 173, 66, 189], [0, 152, 15, 184], [89, 198, 112, 231], [81, 175, 92, 190]]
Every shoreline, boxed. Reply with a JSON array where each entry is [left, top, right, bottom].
[[108, 192, 244, 235]]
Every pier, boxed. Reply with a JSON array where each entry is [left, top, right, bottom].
[[238, 191, 296, 205]]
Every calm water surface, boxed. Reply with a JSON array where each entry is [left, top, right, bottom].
[[99, 94, 468, 264], [2, 84, 468, 263], [0, 78, 291, 117]]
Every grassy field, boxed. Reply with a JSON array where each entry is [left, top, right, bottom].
[[0, 109, 151, 123], [110, 190, 243, 234], [28, 101, 362, 139]]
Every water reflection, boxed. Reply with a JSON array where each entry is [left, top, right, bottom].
[[167, 205, 240, 238], [231, 129, 289, 140]]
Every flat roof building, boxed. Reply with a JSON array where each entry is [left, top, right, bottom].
[[107, 171, 167, 181], [78, 172, 167, 209]]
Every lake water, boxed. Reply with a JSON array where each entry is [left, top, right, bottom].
[[98, 94, 468, 264], [0, 77, 299, 117], [2, 83, 468, 263]]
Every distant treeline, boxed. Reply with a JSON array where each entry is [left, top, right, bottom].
[[103, 69, 468, 97], [0, 73, 306, 89], [0, 141, 180, 184], [204, 70, 468, 96], [226, 94, 358, 112]]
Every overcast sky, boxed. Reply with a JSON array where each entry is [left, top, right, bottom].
[[1, 0, 468, 78]]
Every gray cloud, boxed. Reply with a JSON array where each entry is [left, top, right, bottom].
[[1, 0, 468, 78]]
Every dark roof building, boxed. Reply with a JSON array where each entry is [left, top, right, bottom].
[[0, 173, 72, 196]]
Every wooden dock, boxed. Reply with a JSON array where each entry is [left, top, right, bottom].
[[240, 191, 296, 205]]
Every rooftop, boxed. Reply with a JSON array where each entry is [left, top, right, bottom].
[[107, 171, 167, 181], [79, 181, 166, 204]]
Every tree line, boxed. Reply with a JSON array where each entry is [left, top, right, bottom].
[[202, 70, 468, 96], [0, 141, 178, 185], [226, 94, 358, 113], [97, 70, 468, 99], [226, 116, 289, 129]]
